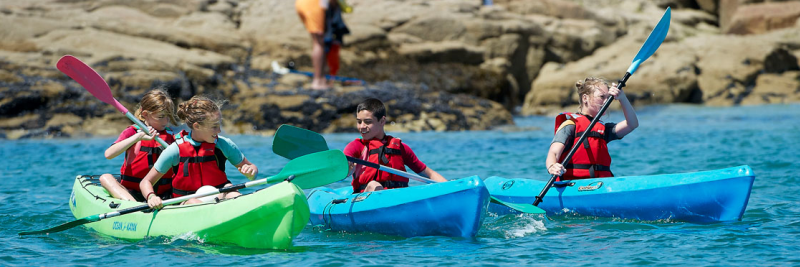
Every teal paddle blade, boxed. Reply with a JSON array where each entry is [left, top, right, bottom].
[[491, 197, 545, 214], [273, 124, 330, 159], [268, 149, 349, 189]]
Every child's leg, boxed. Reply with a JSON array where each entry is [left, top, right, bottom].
[[326, 44, 341, 76], [363, 180, 384, 192], [99, 174, 137, 201], [220, 183, 241, 199]]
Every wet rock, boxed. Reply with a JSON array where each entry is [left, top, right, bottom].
[[2, 0, 800, 139], [725, 2, 800, 35], [741, 71, 800, 105], [397, 42, 484, 65]]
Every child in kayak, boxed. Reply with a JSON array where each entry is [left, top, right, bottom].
[[545, 77, 639, 180], [141, 96, 259, 209], [99, 89, 179, 202], [344, 98, 447, 193]]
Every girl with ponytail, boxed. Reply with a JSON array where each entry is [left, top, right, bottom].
[[140, 96, 259, 208]]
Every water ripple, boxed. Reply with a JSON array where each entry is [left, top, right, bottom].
[[3, 104, 800, 265]]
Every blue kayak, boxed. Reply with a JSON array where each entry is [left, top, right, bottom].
[[307, 176, 490, 237], [485, 166, 755, 223]]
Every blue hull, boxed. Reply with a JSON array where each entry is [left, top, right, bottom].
[[308, 176, 490, 237], [486, 166, 755, 223]]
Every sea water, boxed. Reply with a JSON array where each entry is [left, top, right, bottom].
[[2, 104, 799, 266]]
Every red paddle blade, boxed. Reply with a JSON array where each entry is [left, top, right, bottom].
[[56, 55, 128, 113]]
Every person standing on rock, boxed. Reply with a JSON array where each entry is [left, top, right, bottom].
[[344, 98, 447, 193], [98, 89, 180, 202], [545, 77, 639, 180], [295, 0, 335, 90]]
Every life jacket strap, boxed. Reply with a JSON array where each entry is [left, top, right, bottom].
[[368, 147, 402, 164], [178, 155, 219, 163], [564, 164, 612, 178], [139, 146, 163, 154], [179, 149, 227, 177], [120, 175, 172, 186]]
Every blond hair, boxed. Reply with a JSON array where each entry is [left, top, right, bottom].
[[575, 77, 609, 111], [176, 96, 226, 128], [135, 89, 178, 125]]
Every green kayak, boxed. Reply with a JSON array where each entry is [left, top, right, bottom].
[[68, 175, 310, 249]]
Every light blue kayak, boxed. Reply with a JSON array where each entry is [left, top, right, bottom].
[[485, 166, 755, 223], [307, 176, 490, 237]]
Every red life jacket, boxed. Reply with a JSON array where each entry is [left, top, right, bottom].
[[554, 112, 613, 180], [171, 130, 230, 197], [351, 135, 409, 193], [119, 126, 176, 195]]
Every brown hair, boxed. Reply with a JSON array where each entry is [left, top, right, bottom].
[[135, 89, 178, 125], [176, 96, 225, 128], [575, 77, 609, 110], [356, 98, 386, 119]]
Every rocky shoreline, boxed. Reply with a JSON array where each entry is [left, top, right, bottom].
[[1, 0, 799, 139]]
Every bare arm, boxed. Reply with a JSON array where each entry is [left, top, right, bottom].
[[235, 157, 258, 180], [140, 168, 165, 209], [420, 167, 447, 183], [104, 127, 156, 159], [545, 142, 567, 176], [347, 162, 356, 178], [610, 84, 639, 138]]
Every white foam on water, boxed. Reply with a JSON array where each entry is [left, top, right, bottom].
[[170, 232, 205, 244], [504, 214, 547, 239]]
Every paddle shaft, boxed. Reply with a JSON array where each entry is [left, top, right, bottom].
[[101, 177, 277, 219], [17, 177, 276, 236], [533, 73, 631, 206], [349, 154, 545, 214], [127, 113, 169, 148], [347, 156, 435, 184]]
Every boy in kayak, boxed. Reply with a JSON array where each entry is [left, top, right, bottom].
[[344, 98, 447, 193], [545, 77, 639, 180], [98, 89, 179, 202], [141, 96, 259, 209]]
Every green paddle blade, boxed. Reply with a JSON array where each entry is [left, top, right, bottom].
[[273, 124, 330, 159], [267, 149, 348, 189], [19, 215, 100, 236], [491, 196, 545, 214]]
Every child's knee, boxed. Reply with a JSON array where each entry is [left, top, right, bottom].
[[98, 174, 115, 184], [365, 181, 384, 192]]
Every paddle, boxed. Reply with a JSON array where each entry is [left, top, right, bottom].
[[271, 60, 366, 85], [19, 149, 348, 236], [532, 7, 671, 206], [273, 124, 545, 214], [56, 55, 169, 148]]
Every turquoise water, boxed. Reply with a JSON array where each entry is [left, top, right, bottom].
[[3, 104, 799, 265]]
